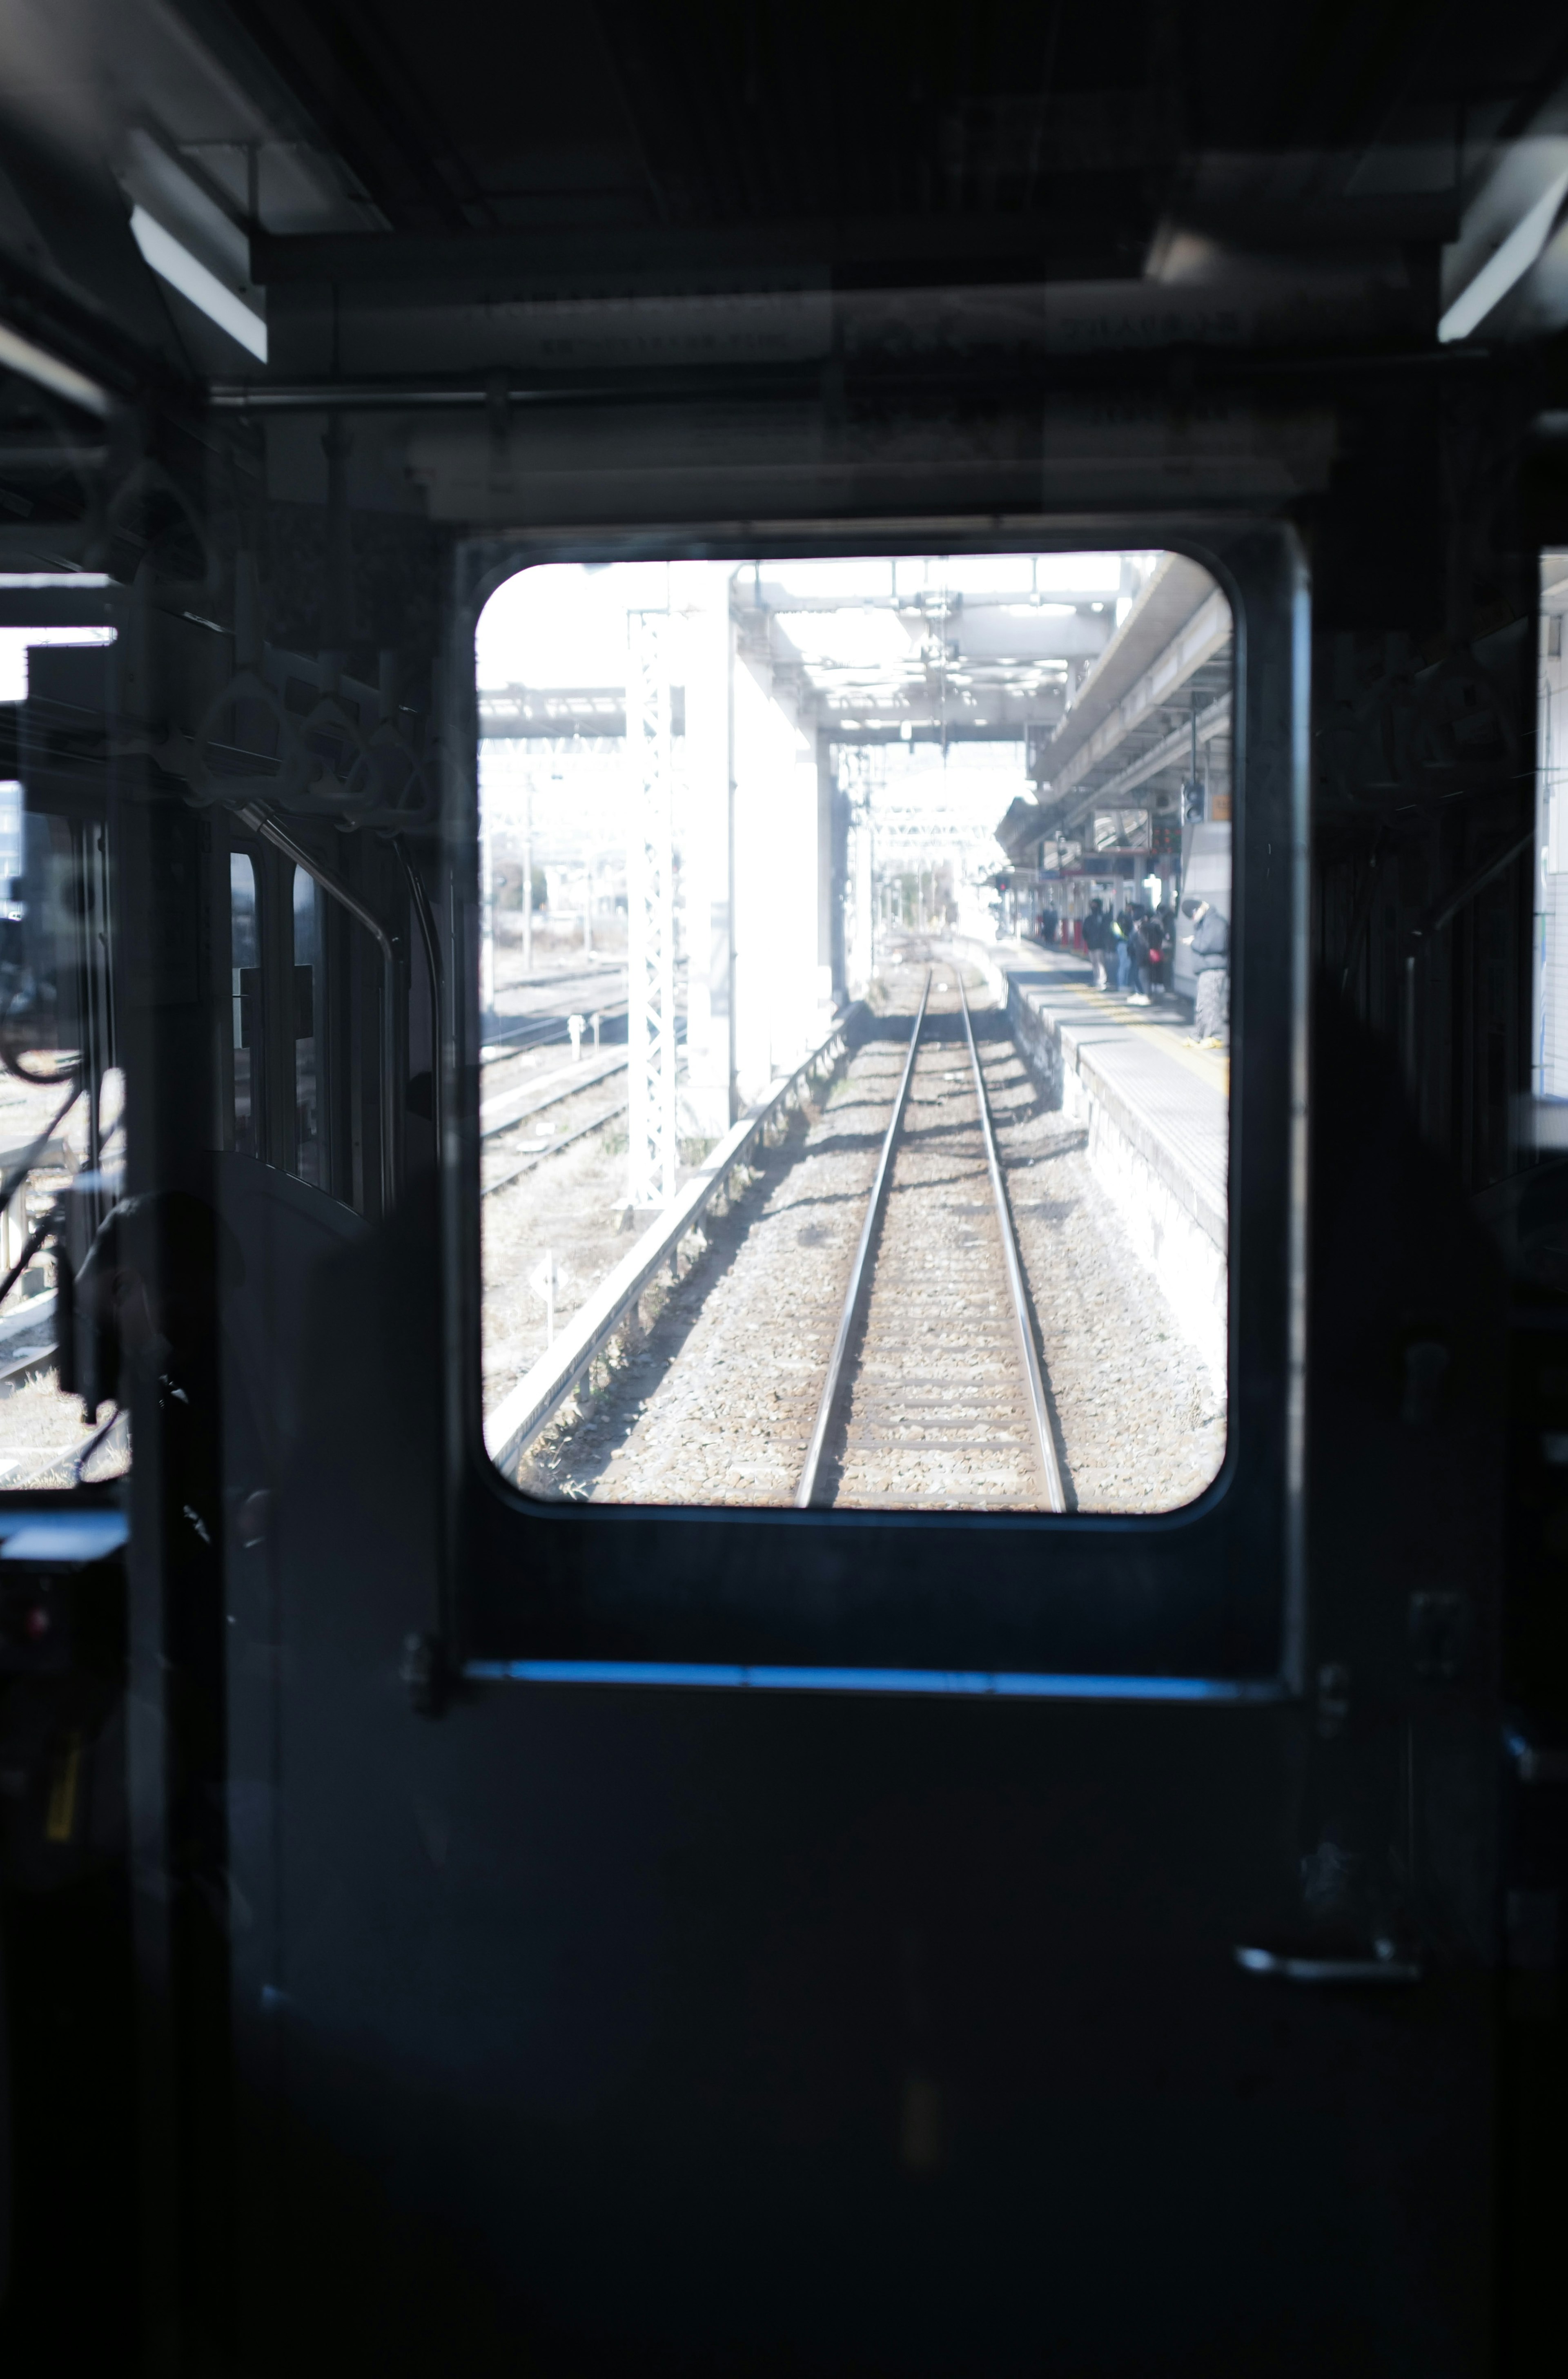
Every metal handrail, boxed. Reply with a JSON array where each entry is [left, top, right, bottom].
[[486, 1009, 855, 1483], [795, 973, 929, 1510], [958, 974, 1067, 1513]]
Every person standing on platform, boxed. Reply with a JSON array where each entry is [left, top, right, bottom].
[[1181, 897, 1230, 1043], [1084, 898, 1108, 989], [1114, 906, 1134, 996], [1149, 911, 1168, 999], [1129, 910, 1165, 1005]]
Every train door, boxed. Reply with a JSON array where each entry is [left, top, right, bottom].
[[200, 514, 1509, 2377], [0, 7, 1556, 2367], [0, 583, 138, 2359]]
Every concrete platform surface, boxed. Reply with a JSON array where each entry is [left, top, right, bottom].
[[991, 939, 1229, 1240]]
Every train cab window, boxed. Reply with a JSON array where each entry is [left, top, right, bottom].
[[0, 775, 20, 892], [1536, 555, 1568, 1138], [479, 552, 1233, 1515], [291, 865, 322, 1186], [0, 615, 127, 1486], [230, 852, 260, 1162]]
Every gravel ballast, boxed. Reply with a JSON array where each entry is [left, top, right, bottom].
[[503, 950, 1225, 1511]]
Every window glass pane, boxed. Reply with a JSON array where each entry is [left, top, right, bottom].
[[479, 554, 1231, 1514], [291, 865, 321, 1186], [0, 624, 127, 1484], [230, 852, 259, 1160], [1538, 558, 1568, 1124]]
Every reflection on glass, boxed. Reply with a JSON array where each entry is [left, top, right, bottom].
[[1537, 557, 1568, 1125], [0, 664, 127, 1484], [230, 852, 260, 1160], [478, 554, 1232, 1515], [292, 865, 321, 1185], [0, 779, 21, 906]]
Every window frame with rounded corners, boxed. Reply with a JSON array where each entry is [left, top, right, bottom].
[[440, 517, 1308, 1697]]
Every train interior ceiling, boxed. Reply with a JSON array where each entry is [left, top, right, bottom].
[[1, 0, 1568, 2372]]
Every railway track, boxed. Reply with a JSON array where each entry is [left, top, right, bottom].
[[795, 968, 1066, 1513], [505, 961, 1074, 1510], [481, 1001, 628, 1059], [481, 1093, 629, 1197]]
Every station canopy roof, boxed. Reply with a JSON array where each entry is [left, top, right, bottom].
[[478, 553, 1132, 746], [1012, 555, 1236, 853]]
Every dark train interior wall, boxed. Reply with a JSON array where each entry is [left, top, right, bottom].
[[0, 2, 1564, 2373]]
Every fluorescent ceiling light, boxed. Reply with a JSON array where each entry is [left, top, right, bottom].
[[0, 321, 110, 417], [129, 206, 267, 362], [0, 624, 115, 704], [1439, 165, 1568, 343]]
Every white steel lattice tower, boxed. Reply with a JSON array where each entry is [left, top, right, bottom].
[[626, 609, 677, 1208], [839, 744, 880, 994]]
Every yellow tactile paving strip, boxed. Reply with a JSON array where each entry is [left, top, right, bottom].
[[988, 942, 1230, 1232], [1055, 979, 1230, 1097]]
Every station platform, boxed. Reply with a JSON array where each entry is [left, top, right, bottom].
[[979, 936, 1230, 1386]]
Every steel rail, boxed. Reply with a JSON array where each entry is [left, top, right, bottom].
[[795, 972, 931, 1511], [481, 1095, 628, 1197], [486, 1010, 854, 1480], [481, 998, 630, 1064], [958, 976, 1067, 1513], [481, 1048, 628, 1139]]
